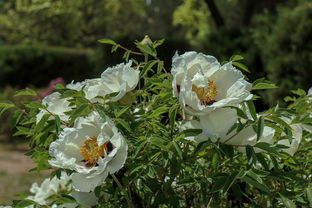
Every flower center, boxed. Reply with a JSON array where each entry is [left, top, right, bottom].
[[80, 137, 113, 168], [192, 79, 217, 105]]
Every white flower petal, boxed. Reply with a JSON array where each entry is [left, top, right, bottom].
[[70, 191, 99, 206], [36, 92, 72, 123], [72, 172, 106, 192], [199, 108, 238, 138]]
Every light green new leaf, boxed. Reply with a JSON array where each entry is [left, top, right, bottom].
[[252, 78, 278, 90], [232, 61, 250, 73], [136, 42, 157, 57], [230, 55, 244, 62], [98, 38, 117, 45], [14, 88, 37, 97]]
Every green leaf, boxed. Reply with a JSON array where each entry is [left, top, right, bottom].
[[0, 102, 15, 116], [153, 39, 165, 48], [247, 100, 257, 121], [146, 106, 169, 118], [211, 151, 220, 170], [246, 145, 255, 167], [241, 175, 269, 193], [55, 115, 61, 133], [257, 116, 264, 140], [279, 194, 296, 208], [306, 188, 312, 207], [172, 141, 183, 159], [223, 170, 242, 193], [211, 176, 227, 193], [115, 119, 131, 132], [111, 45, 119, 52], [13, 199, 36, 208], [98, 38, 117, 45], [254, 142, 279, 154], [178, 129, 202, 138], [136, 42, 157, 56], [115, 106, 131, 118], [232, 61, 250, 73], [150, 136, 168, 150], [140, 60, 158, 77], [230, 55, 244, 62], [11, 110, 24, 128], [34, 113, 50, 134], [122, 51, 130, 61], [291, 88, 306, 97], [252, 78, 278, 90], [14, 88, 37, 97], [169, 105, 178, 130]]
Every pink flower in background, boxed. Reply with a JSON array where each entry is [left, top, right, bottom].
[[36, 77, 64, 101]]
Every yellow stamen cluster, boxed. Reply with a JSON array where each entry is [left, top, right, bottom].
[[80, 137, 113, 168], [192, 80, 217, 105]]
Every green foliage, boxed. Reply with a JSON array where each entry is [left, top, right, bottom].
[[2, 38, 311, 207], [0, 45, 95, 88], [253, 0, 312, 105]]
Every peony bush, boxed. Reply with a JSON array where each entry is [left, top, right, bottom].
[[0, 37, 311, 207]]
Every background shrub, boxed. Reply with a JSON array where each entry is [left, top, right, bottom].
[[0, 45, 95, 88]]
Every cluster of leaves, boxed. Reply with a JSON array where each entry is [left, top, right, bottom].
[[0, 39, 311, 208]]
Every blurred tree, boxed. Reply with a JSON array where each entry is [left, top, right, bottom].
[[173, 0, 211, 47], [253, 0, 312, 105], [0, 0, 148, 47]]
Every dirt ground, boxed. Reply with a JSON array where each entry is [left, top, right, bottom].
[[0, 141, 49, 205]]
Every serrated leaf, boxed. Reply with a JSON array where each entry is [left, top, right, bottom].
[[98, 38, 117, 45]]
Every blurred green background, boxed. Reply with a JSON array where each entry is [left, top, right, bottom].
[[0, 0, 311, 204], [0, 0, 311, 137]]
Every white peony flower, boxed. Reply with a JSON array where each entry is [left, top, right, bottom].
[[26, 172, 72, 207], [49, 112, 128, 192], [36, 92, 72, 123], [172, 51, 252, 116], [100, 61, 139, 102], [25, 172, 98, 208], [68, 62, 139, 103]]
